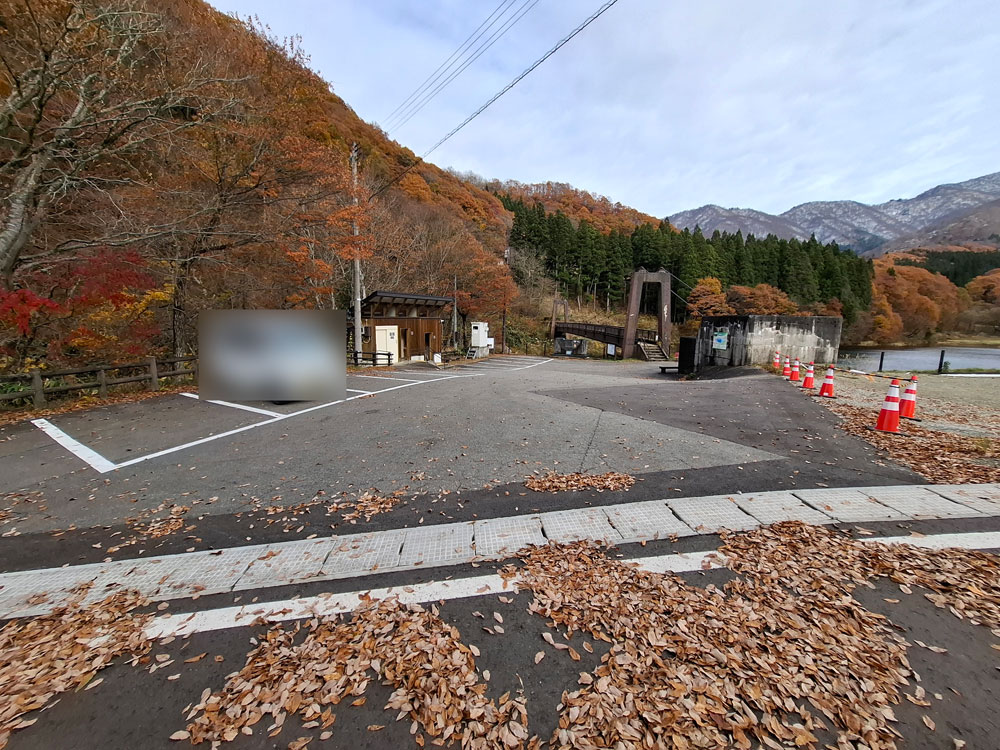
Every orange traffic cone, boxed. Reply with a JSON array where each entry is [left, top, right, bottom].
[[900, 375, 918, 419], [818, 366, 836, 398], [790, 358, 800, 383], [782, 356, 791, 379], [801, 362, 815, 389], [874, 379, 902, 433], [773, 350, 781, 369]]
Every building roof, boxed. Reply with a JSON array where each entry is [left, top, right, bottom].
[[362, 291, 453, 308]]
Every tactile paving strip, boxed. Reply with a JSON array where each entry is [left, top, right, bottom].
[[320, 530, 406, 578], [602, 501, 695, 541], [792, 488, 906, 522], [733, 491, 834, 526], [860, 486, 982, 519], [539, 508, 623, 543], [398, 523, 475, 567], [234, 538, 336, 590], [473, 516, 545, 558], [0, 562, 106, 618], [667, 496, 758, 533], [926, 484, 1000, 515]]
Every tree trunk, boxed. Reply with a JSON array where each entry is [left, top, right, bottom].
[[0, 154, 48, 287]]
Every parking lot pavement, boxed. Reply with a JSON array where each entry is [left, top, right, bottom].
[[1, 358, 923, 563]]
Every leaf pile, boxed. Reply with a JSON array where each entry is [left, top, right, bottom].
[[326, 490, 404, 523], [504, 524, 1000, 749], [0, 588, 151, 748], [507, 536, 915, 749], [724, 522, 1000, 629], [185, 597, 537, 748], [524, 471, 636, 493], [821, 401, 1000, 483]]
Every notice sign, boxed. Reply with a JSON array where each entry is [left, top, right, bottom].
[[712, 329, 729, 350]]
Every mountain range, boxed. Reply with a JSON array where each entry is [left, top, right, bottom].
[[670, 172, 1000, 256]]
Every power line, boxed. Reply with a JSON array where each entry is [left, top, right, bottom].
[[383, 0, 516, 127], [388, 0, 541, 134], [421, 0, 622, 159], [370, 0, 623, 200]]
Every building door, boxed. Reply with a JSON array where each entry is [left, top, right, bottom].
[[424, 332, 432, 358], [374, 325, 399, 363]]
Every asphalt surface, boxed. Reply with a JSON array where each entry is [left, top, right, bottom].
[[0, 359, 919, 570], [7, 526, 999, 749], [3, 359, 997, 749]]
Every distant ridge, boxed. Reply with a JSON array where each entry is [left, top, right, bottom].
[[670, 171, 1000, 256]]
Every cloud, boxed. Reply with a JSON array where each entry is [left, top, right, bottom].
[[208, 0, 1000, 216]]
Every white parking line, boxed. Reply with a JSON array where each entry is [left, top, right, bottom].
[[143, 526, 998, 638], [64, 376, 466, 473], [179, 393, 281, 417], [113, 381, 435, 471], [30, 419, 117, 473], [513, 358, 553, 369], [349, 374, 425, 383], [33, 360, 534, 473]]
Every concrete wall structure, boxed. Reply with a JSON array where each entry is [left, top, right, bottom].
[[694, 315, 842, 371]]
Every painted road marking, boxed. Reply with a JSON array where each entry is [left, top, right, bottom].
[[144, 528, 1000, 638], [4, 484, 998, 621], [37, 371, 486, 474], [113, 380, 439, 471], [349, 374, 425, 383], [179, 393, 281, 417], [866, 531, 1000, 549], [30, 419, 117, 473], [345, 389, 374, 394]]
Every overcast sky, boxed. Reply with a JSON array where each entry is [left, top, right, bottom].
[[207, 0, 999, 218]]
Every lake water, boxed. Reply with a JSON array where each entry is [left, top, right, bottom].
[[837, 346, 1000, 372]]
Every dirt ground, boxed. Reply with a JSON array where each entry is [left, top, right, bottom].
[[808, 369, 1000, 483], [830, 371, 1000, 438]]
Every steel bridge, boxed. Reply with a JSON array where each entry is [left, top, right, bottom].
[[552, 322, 658, 348]]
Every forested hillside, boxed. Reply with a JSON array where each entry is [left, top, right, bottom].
[[0, 0, 516, 369], [2, 0, 998, 373], [502, 196, 873, 319]]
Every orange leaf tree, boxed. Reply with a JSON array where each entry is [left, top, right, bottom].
[[686, 277, 733, 318]]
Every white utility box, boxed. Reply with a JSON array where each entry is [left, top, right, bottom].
[[470, 322, 489, 348]]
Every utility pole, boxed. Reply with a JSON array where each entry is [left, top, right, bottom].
[[452, 275, 458, 349], [501, 287, 507, 354], [350, 143, 362, 363]]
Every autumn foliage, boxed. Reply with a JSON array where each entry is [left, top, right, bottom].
[[967, 268, 1000, 304], [725, 284, 799, 315], [685, 278, 732, 317], [0, 0, 516, 370]]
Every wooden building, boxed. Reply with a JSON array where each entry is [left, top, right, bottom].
[[350, 290, 452, 362]]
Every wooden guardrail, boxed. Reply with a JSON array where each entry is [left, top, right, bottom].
[[0, 356, 197, 408], [3, 350, 398, 410]]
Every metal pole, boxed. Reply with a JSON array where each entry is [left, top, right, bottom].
[[501, 286, 507, 354], [452, 275, 458, 349], [938, 349, 946, 374], [878, 351, 885, 372], [351, 143, 363, 361]]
